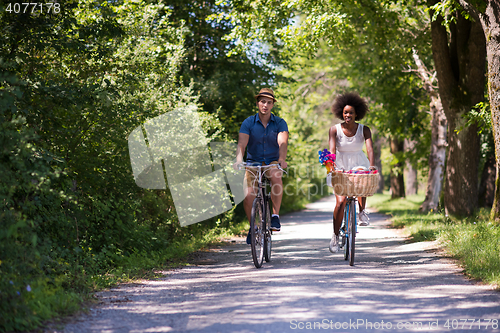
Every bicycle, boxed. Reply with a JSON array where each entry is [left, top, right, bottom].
[[339, 196, 357, 266], [329, 167, 379, 266], [239, 162, 286, 268]]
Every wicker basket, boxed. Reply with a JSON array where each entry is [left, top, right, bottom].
[[329, 171, 380, 197]]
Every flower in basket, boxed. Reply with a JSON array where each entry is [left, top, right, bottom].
[[318, 149, 336, 173]]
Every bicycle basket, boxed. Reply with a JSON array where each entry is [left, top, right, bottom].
[[329, 171, 380, 197]]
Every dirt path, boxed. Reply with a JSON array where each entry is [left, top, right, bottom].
[[56, 195, 500, 333]]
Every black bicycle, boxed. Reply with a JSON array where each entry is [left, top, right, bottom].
[[240, 163, 285, 268], [339, 196, 357, 266]]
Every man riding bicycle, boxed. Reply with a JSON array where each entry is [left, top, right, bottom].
[[234, 88, 289, 244]]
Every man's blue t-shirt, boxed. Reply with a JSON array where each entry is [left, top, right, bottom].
[[239, 113, 288, 165]]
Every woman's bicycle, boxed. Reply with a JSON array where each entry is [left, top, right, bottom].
[[329, 168, 379, 266], [339, 196, 357, 266], [239, 163, 286, 268]]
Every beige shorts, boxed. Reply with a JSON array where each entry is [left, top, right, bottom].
[[244, 161, 279, 192]]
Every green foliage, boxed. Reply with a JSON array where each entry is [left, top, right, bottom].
[[167, 0, 277, 140], [0, 0, 222, 330], [0, 58, 76, 330], [458, 101, 495, 182], [461, 101, 492, 134], [275, 48, 341, 211], [428, 0, 487, 24], [428, 0, 470, 25]]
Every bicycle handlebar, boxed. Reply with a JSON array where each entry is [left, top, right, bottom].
[[236, 162, 288, 174]]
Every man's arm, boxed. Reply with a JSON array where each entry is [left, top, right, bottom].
[[277, 131, 289, 169], [234, 133, 249, 169]]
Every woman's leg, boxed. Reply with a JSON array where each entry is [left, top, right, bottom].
[[358, 197, 366, 212], [333, 195, 346, 235], [358, 196, 370, 225]]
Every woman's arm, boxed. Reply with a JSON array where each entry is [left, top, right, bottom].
[[328, 125, 337, 166], [328, 125, 337, 153], [363, 125, 375, 167]]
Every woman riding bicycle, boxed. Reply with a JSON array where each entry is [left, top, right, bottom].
[[328, 92, 375, 253]]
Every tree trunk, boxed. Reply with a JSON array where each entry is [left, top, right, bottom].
[[405, 162, 418, 196], [390, 137, 405, 198], [411, 49, 448, 212], [457, 0, 500, 218], [428, 0, 486, 217], [445, 114, 481, 216], [457, 1, 500, 219], [479, 154, 496, 207], [405, 139, 418, 196], [421, 95, 447, 212], [373, 132, 384, 193]]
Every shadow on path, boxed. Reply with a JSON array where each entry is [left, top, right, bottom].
[[60, 195, 500, 333]]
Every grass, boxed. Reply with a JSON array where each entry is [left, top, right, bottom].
[[369, 193, 500, 288]]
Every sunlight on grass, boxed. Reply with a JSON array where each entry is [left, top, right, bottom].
[[369, 194, 500, 287], [440, 218, 500, 287]]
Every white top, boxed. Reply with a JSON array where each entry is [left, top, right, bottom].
[[335, 123, 370, 170]]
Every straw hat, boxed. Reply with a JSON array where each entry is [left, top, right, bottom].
[[255, 88, 277, 102]]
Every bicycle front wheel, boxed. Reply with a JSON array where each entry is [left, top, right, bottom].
[[264, 199, 272, 262], [348, 199, 356, 266], [250, 198, 264, 268]]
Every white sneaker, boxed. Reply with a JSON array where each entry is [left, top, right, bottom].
[[358, 210, 370, 226], [329, 234, 340, 253]]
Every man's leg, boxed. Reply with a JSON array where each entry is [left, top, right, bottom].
[[243, 169, 257, 244], [269, 166, 284, 231], [243, 187, 256, 222]]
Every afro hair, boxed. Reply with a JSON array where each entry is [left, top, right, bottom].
[[331, 92, 369, 121]]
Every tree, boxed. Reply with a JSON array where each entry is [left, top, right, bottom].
[[427, 0, 486, 216], [410, 50, 448, 212], [453, 0, 500, 220]]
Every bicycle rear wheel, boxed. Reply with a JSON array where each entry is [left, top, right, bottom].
[[348, 199, 356, 266], [250, 198, 264, 268], [264, 199, 272, 262], [342, 210, 349, 261]]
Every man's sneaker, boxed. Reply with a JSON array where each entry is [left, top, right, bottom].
[[246, 229, 251, 245], [358, 210, 370, 226], [329, 234, 340, 253], [270, 216, 281, 232]]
